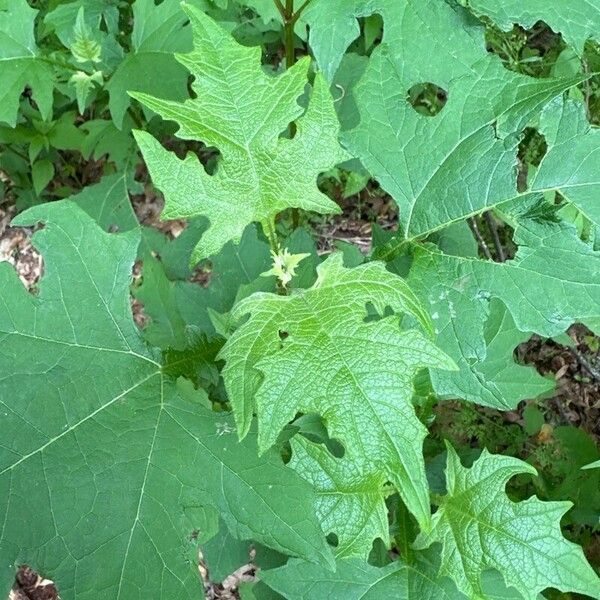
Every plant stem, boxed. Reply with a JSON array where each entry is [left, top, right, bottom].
[[275, 0, 312, 230], [483, 211, 505, 262], [263, 217, 281, 255], [284, 0, 296, 69], [292, 0, 312, 23], [468, 216, 493, 261]]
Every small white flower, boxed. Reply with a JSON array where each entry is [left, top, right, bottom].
[[262, 248, 310, 287]]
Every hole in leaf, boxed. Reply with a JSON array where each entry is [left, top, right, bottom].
[[407, 83, 448, 117], [517, 128, 547, 192], [485, 21, 565, 78], [326, 532, 339, 547], [278, 330, 289, 340], [293, 413, 346, 458], [12, 565, 59, 600], [363, 301, 394, 323]]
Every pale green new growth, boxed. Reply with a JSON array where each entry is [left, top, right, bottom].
[[221, 254, 455, 531], [415, 445, 600, 600], [290, 437, 389, 559], [132, 4, 347, 263]]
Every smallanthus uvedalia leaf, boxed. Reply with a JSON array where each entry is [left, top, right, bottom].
[[131, 4, 348, 263], [44, 0, 120, 47], [260, 553, 462, 600], [221, 254, 456, 532], [107, 0, 195, 128], [137, 223, 273, 341], [414, 445, 600, 600], [531, 97, 600, 229], [70, 171, 138, 233], [304, 0, 482, 83], [0, 0, 54, 126], [0, 202, 332, 599], [408, 209, 600, 408], [462, 0, 600, 53], [340, 0, 584, 241], [289, 437, 388, 559]]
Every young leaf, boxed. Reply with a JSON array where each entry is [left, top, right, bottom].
[[44, 0, 120, 47], [408, 211, 600, 408], [0, 202, 332, 598], [131, 4, 348, 263], [414, 444, 600, 600], [462, 0, 600, 53], [221, 254, 456, 531], [289, 437, 389, 559], [0, 0, 55, 126]]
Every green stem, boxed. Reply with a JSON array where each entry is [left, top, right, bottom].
[[40, 55, 79, 73], [263, 217, 281, 255], [284, 0, 296, 69]]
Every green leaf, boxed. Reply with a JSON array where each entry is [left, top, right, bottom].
[[136, 223, 273, 342], [44, 0, 120, 47], [201, 518, 251, 582], [260, 553, 462, 599], [70, 70, 103, 114], [221, 254, 456, 531], [414, 444, 600, 600], [132, 4, 348, 262], [289, 437, 389, 559], [31, 159, 55, 195], [0, 0, 55, 126], [408, 211, 600, 408], [80, 118, 137, 167], [70, 171, 138, 232], [0, 202, 333, 598], [531, 97, 600, 229], [336, 1, 584, 242], [107, 0, 196, 128], [462, 0, 600, 53], [304, 0, 484, 83], [70, 7, 103, 63]]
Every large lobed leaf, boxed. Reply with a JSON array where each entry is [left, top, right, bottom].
[[408, 201, 600, 408], [132, 4, 348, 263], [415, 445, 600, 600], [221, 254, 456, 536], [0, 202, 332, 599], [317, 0, 600, 407]]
